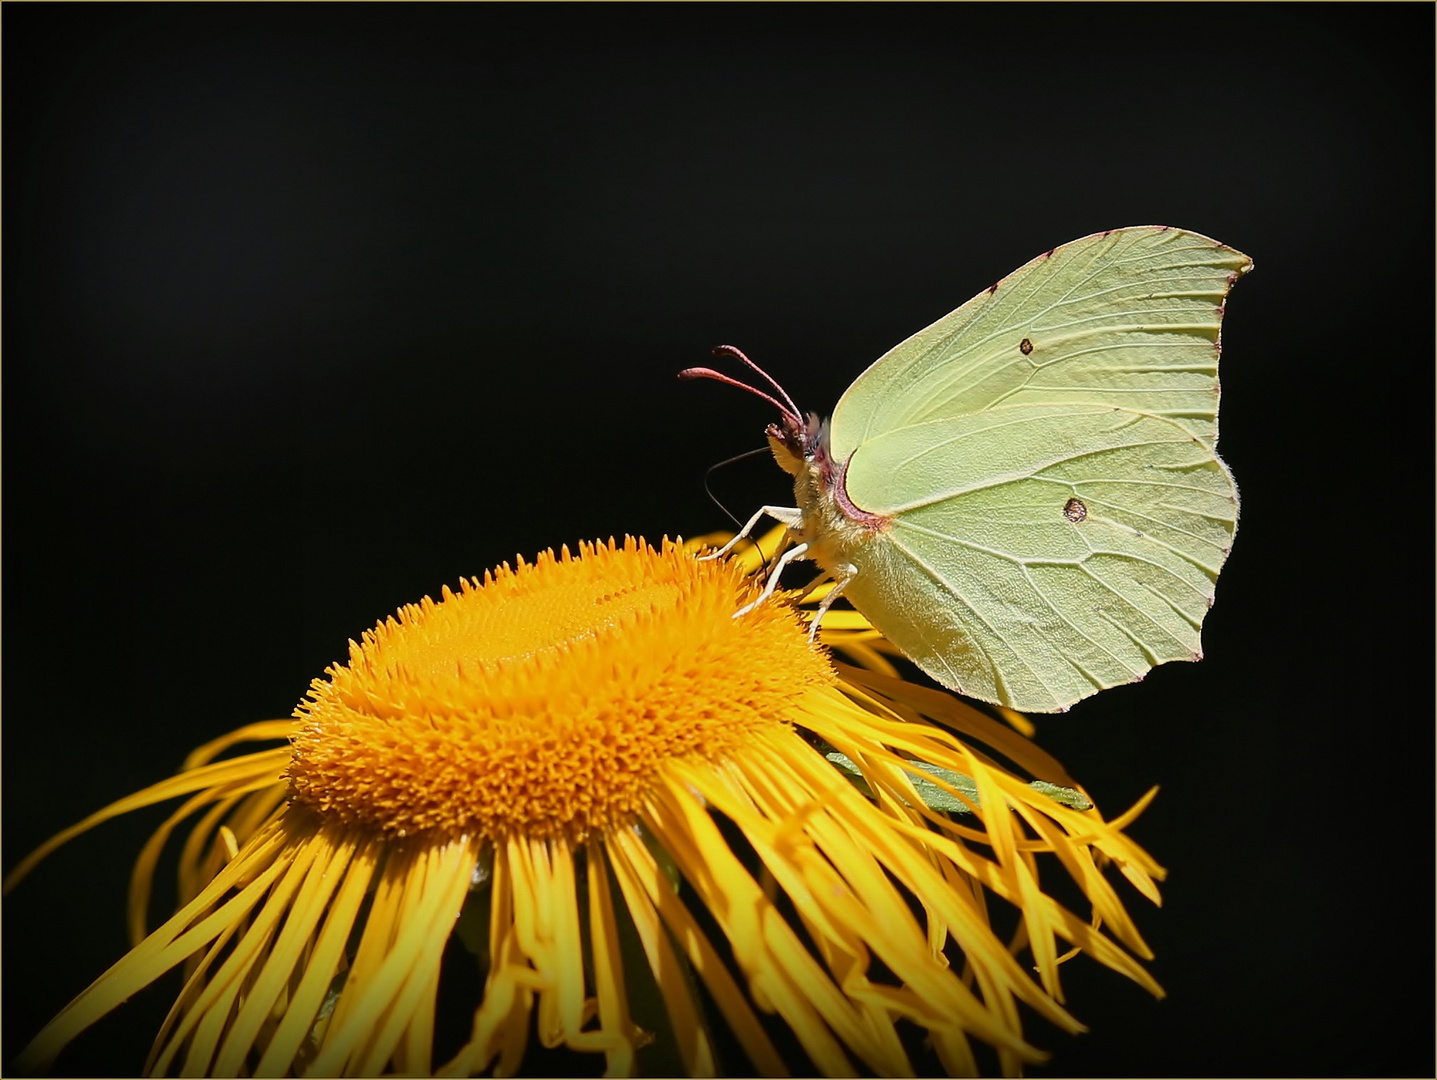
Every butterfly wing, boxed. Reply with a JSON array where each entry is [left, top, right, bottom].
[[828, 227, 1249, 712], [840, 404, 1237, 711], [829, 226, 1251, 461]]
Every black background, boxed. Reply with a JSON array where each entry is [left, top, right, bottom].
[[4, 5, 1432, 1077]]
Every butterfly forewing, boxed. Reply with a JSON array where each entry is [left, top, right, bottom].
[[829, 227, 1251, 459]]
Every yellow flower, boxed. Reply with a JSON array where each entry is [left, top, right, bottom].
[[6, 532, 1165, 1077]]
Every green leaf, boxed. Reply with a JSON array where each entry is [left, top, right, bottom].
[[826, 753, 1091, 814]]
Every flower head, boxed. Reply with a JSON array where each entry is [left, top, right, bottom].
[[286, 536, 826, 843], [7, 533, 1164, 1077]]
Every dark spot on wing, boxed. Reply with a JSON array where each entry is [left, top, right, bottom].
[[1019, 337, 1034, 356], [988, 281, 999, 295], [1062, 498, 1087, 523]]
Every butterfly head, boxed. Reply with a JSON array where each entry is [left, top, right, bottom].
[[679, 344, 817, 475], [765, 412, 827, 478]]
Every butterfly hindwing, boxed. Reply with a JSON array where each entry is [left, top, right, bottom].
[[841, 404, 1237, 711]]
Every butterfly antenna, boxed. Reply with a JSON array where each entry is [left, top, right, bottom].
[[711, 344, 803, 422], [678, 346, 803, 427]]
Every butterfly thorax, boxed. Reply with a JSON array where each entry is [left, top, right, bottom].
[[766, 413, 888, 578]]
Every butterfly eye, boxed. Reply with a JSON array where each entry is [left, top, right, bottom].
[[1062, 498, 1088, 523]]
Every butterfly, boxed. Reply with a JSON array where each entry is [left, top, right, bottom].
[[682, 226, 1250, 713]]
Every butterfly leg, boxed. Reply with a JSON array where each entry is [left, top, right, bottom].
[[697, 505, 805, 561], [806, 563, 857, 641], [734, 541, 811, 617]]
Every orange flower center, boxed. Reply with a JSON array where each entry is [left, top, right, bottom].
[[285, 538, 830, 841]]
